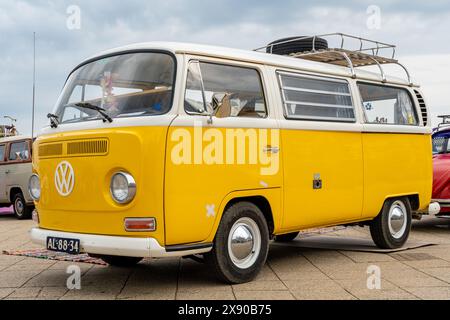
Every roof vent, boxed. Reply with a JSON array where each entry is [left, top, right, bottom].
[[413, 90, 428, 126]]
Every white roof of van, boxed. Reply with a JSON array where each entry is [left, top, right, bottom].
[[0, 135, 31, 143], [82, 42, 416, 87]]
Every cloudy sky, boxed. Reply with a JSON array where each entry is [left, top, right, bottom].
[[1, 0, 449, 135]]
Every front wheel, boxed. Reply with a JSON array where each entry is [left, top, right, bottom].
[[13, 193, 33, 220], [205, 202, 269, 284], [99, 255, 143, 267], [370, 198, 412, 249]]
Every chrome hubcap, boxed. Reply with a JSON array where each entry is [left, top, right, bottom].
[[15, 199, 24, 215], [228, 217, 261, 269], [388, 201, 407, 239]]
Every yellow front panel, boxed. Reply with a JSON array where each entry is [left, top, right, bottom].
[[34, 126, 168, 245], [164, 126, 282, 245], [361, 133, 432, 217], [281, 129, 364, 230]]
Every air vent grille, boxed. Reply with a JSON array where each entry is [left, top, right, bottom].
[[67, 139, 108, 156], [414, 90, 428, 126], [39, 143, 63, 158], [38, 139, 109, 159]]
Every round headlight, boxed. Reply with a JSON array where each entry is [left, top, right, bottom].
[[110, 172, 136, 204], [28, 174, 41, 201]]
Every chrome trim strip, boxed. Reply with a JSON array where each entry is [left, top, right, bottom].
[[277, 70, 350, 84], [282, 86, 352, 96], [432, 199, 450, 204], [284, 101, 354, 109], [285, 115, 355, 122]]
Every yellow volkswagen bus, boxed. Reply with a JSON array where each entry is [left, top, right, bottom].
[[29, 34, 439, 283]]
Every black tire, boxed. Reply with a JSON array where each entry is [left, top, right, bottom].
[[205, 202, 269, 284], [99, 255, 142, 267], [267, 36, 329, 55], [370, 197, 412, 249], [13, 193, 33, 220], [274, 232, 299, 242]]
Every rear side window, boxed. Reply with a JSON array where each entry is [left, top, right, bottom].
[[0, 145, 5, 162], [358, 83, 418, 125], [9, 141, 30, 161], [185, 62, 267, 118], [277, 72, 355, 122], [433, 133, 450, 155]]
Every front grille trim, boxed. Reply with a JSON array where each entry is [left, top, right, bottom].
[[38, 138, 109, 159]]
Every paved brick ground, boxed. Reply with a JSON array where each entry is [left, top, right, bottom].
[[0, 212, 449, 300]]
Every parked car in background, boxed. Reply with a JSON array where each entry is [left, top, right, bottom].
[[432, 115, 450, 216], [0, 135, 34, 219]]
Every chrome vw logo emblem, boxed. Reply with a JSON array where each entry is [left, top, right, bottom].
[[54, 161, 75, 197]]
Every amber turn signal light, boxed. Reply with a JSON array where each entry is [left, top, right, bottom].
[[124, 218, 156, 232]]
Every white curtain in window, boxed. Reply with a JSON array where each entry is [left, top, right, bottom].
[[396, 90, 414, 125]]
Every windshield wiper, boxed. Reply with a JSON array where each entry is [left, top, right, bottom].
[[75, 103, 113, 123], [47, 113, 59, 128]]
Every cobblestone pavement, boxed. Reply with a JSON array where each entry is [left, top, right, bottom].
[[0, 212, 449, 300]]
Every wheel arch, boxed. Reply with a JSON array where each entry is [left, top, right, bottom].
[[9, 186, 24, 203], [225, 196, 275, 235], [376, 193, 420, 216], [206, 188, 282, 243], [407, 194, 420, 211]]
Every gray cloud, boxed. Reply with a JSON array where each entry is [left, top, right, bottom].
[[0, 0, 449, 134]]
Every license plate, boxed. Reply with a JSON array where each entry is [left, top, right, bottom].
[[46, 237, 80, 255]]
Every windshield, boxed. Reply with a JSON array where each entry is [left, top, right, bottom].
[[54, 52, 175, 124], [433, 132, 450, 155]]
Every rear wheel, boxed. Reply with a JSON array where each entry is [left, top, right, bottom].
[[370, 198, 412, 249], [13, 193, 33, 220], [274, 232, 299, 242], [205, 202, 269, 284], [99, 255, 142, 267]]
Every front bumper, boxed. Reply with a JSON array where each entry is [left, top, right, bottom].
[[30, 228, 211, 258]]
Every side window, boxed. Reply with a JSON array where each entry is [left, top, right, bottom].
[[278, 72, 355, 122], [434, 134, 450, 154], [0, 145, 5, 162], [185, 62, 207, 114], [358, 83, 418, 125], [9, 141, 30, 161], [185, 62, 267, 118]]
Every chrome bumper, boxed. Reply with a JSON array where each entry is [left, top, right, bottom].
[[432, 199, 450, 208], [30, 228, 211, 258]]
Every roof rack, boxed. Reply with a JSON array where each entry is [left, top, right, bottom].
[[254, 33, 413, 86], [437, 115, 450, 130], [0, 125, 18, 138]]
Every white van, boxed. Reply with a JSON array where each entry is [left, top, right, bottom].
[[0, 135, 34, 219]]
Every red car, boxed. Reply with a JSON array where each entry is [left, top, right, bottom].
[[432, 116, 450, 215]]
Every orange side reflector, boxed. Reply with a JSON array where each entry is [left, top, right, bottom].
[[124, 218, 156, 232]]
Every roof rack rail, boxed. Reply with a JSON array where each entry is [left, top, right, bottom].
[[437, 115, 450, 130], [254, 33, 413, 86], [0, 125, 18, 138]]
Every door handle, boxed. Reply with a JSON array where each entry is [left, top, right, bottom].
[[263, 146, 280, 154], [5, 170, 10, 174]]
